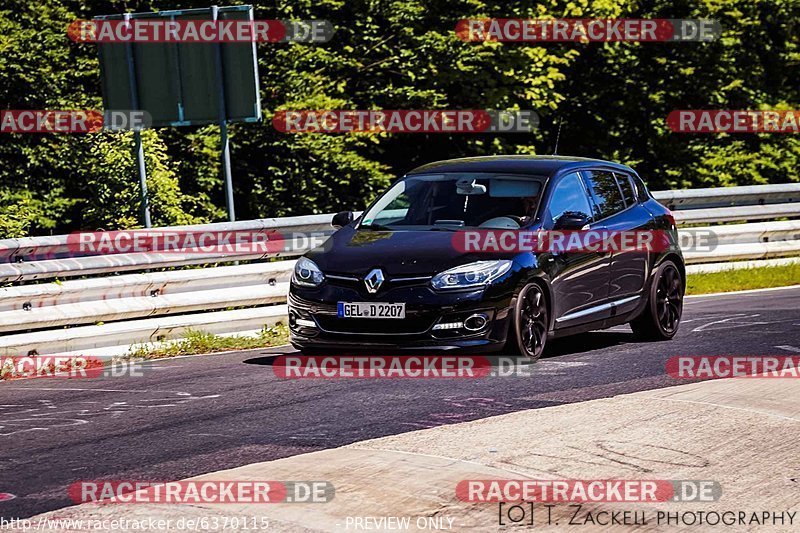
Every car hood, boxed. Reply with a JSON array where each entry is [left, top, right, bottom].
[[306, 226, 513, 277]]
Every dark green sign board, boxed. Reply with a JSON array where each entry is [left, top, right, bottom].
[[96, 5, 261, 127]]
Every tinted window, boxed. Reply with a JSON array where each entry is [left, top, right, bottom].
[[632, 174, 650, 202], [547, 173, 594, 227], [615, 173, 637, 207], [585, 170, 626, 219]]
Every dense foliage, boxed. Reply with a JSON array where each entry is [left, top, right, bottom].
[[0, 0, 797, 236]]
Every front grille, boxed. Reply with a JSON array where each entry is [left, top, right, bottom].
[[325, 276, 361, 290], [326, 276, 432, 292], [325, 272, 432, 287]]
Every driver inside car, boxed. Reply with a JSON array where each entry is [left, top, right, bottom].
[[479, 195, 539, 229]]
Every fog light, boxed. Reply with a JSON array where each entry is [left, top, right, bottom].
[[296, 318, 316, 328], [464, 313, 488, 331]]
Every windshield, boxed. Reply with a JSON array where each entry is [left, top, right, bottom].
[[360, 173, 545, 230]]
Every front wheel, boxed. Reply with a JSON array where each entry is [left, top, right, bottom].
[[630, 260, 684, 340], [513, 282, 549, 361]]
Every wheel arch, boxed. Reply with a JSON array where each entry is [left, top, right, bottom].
[[658, 252, 686, 288], [518, 271, 555, 333]]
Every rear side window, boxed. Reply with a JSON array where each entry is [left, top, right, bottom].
[[584, 170, 626, 219], [632, 174, 651, 202], [615, 173, 637, 207]]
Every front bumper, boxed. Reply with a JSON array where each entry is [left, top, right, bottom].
[[288, 279, 514, 353]]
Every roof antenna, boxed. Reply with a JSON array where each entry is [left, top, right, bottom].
[[553, 117, 563, 155]]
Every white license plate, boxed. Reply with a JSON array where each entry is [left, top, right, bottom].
[[337, 302, 405, 319]]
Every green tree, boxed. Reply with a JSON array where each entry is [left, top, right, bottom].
[[552, 0, 800, 189]]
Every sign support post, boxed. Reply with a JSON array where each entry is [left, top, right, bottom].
[[220, 122, 235, 222], [211, 5, 236, 222], [123, 12, 152, 228], [133, 131, 151, 228]]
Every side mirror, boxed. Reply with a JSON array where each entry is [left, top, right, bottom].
[[554, 212, 591, 231], [331, 211, 354, 228]]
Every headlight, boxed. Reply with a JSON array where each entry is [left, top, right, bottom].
[[431, 260, 512, 290], [292, 257, 325, 287]]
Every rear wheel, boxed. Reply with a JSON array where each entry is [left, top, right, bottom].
[[630, 260, 684, 340], [513, 282, 549, 361]]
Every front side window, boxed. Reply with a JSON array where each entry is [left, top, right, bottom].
[[584, 170, 626, 219], [361, 173, 545, 230], [546, 172, 594, 228]]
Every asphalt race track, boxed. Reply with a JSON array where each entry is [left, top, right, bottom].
[[2, 286, 799, 519]]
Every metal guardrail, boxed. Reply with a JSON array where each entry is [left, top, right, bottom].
[[653, 182, 800, 209], [673, 203, 800, 225], [0, 229, 334, 286], [0, 213, 333, 282], [698, 220, 800, 244], [1, 184, 798, 357], [682, 240, 800, 264], [0, 262, 292, 333]]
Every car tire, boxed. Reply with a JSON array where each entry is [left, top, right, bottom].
[[512, 282, 549, 362], [630, 260, 684, 340]]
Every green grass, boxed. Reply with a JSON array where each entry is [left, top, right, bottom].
[[127, 323, 289, 360], [686, 262, 800, 295]]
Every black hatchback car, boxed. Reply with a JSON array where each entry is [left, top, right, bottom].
[[288, 156, 684, 360]]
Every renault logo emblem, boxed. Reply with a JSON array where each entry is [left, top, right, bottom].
[[364, 268, 384, 294]]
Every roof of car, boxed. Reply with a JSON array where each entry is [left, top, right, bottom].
[[406, 155, 635, 177]]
